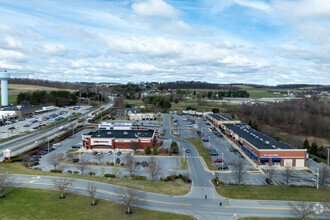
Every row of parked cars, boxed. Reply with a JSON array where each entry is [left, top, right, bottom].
[[209, 149, 228, 170], [29, 143, 62, 166]]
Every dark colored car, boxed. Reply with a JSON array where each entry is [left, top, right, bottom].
[[186, 149, 191, 153], [29, 161, 40, 167], [209, 150, 218, 156], [71, 145, 80, 149], [92, 151, 97, 155], [32, 154, 42, 158], [73, 158, 80, 163], [23, 124, 31, 127], [217, 163, 228, 170], [33, 125, 42, 129], [313, 158, 321, 163], [115, 158, 121, 164], [117, 151, 122, 156], [141, 161, 149, 167], [266, 178, 274, 185], [29, 158, 39, 162]]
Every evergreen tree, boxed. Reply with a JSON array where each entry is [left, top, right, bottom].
[[174, 98, 179, 104], [303, 139, 310, 150], [152, 146, 158, 155], [145, 145, 151, 155]]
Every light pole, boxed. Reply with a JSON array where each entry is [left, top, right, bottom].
[[316, 167, 319, 189], [208, 135, 210, 150], [222, 152, 224, 170], [328, 148, 329, 165], [72, 126, 75, 138], [47, 138, 50, 153]]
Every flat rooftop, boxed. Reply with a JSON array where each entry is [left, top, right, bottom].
[[208, 113, 237, 121], [224, 123, 294, 150], [0, 105, 43, 111], [84, 129, 154, 139]]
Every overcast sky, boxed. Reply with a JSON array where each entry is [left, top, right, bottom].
[[0, 0, 329, 85]]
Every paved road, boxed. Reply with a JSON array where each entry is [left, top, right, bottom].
[[10, 174, 330, 220]]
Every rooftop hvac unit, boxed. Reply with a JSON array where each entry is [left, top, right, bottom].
[[260, 138, 263, 141], [272, 145, 276, 148], [123, 132, 128, 135], [265, 141, 270, 144], [107, 132, 112, 135], [97, 134, 101, 137]]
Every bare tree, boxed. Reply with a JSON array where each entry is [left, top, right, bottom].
[[0, 172, 13, 198], [116, 187, 145, 214], [87, 182, 97, 206], [67, 153, 75, 161], [282, 163, 294, 186], [76, 158, 90, 175], [318, 164, 329, 188], [52, 177, 74, 199], [231, 158, 247, 185], [47, 152, 63, 169], [129, 142, 140, 153], [265, 166, 277, 180], [95, 153, 104, 163], [148, 158, 162, 180], [126, 154, 137, 178], [289, 201, 315, 219]]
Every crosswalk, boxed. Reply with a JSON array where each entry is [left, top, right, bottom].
[[186, 156, 202, 159]]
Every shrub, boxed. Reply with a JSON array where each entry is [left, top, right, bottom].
[[67, 170, 72, 174], [50, 169, 63, 173], [73, 171, 79, 174], [106, 162, 111, 165], [110, 162, 114, 166], [181, 175, 191, 183], [104, 174, 115, 178], [89, 172, 96, 176], [120, 163, 124, 166], [152, 146, 158, 155], [134, 175, 147, 180], [289, 184, 316, 188], [4, 159, 12, 163], [145, 146, 151, 154]]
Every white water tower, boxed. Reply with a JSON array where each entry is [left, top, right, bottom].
[[0, 69, 10, 106]]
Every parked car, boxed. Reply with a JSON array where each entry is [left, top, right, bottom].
[[214, 158, 224, 163], [72, 144, 80, 149], [265, 178, 274, 185], [209, 150, 218, 156], [313, 158, 321, 163], [23, 124, 31, 127], [8, 126, 16, 130], [18, 118, 25, 121], [29, 161, 39, 167], [117, 151, 122, 156], [108, 151, 113, 155], [141, 161, 149, 167], [217, 163, 228, 170], [32, 154, 42, 158], [35, 151, 45, 155], [53, 143, 62, 147], [29, 158, 39, 162], [97, 151, 102, 155], [92, 151, 97, 155], [115, 158, 121, 164], [40, 150, 48, 154], [33, 125, 42, 129], [73, 158, 80, 163], [186, 149, 191, 153]]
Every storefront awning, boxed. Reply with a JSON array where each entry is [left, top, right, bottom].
[[272, 158, 282, 161], [260, 158, 269, 161]]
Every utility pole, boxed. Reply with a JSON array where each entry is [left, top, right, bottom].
[[72, 126, 75, 138], [48, 138, 50, 153], [222, 152, 224, 170], [328, 148, 329, 165], [208, 135, 210, 150]]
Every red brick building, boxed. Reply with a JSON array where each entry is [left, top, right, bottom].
[[221, 123, 306, 167], [82, 129, 162, 150]]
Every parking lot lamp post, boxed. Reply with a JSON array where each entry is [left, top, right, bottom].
[[328, 148, 329, 165], [48, 138, 50, 153], [222, 152, 224, 170], [208, 135, 210, 150], [316, 167, 319, 189]]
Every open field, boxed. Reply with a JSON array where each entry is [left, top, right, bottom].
[[7, 84, 75, 95], [216, 186, 329, 202], [184, 138, 218, 171], [0, 188, 193, 220], [0, 94, 18, 105], [0, 162, 191, 196]]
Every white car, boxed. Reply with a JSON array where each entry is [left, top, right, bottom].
[[97, 151, 103, 155]]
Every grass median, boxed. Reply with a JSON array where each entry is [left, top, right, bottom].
[[184, 138, 218, 171], [0, 188, 194, 220], [0, 162, 191, 196], [215, 185, 329, 202]]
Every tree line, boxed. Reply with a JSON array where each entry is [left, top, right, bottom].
[[9, 78, 84, 90], [17, 91, 79, 107]]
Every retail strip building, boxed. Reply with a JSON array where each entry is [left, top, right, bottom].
[[207, 114, 306, 167]]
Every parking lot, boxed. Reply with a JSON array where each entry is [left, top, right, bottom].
[[34, 128, 181, 179], [0, 106, 90, 139]]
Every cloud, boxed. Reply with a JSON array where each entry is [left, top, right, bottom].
[[42, 43, 67, 56], [207, 0, 271, 14], [132, 0, 179, 18]]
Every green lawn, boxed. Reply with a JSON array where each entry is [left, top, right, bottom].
[[184, 138, 218, 171], [0, 188, 194, 220], [0, 162, 191, 196], [216, 186, 329, 202], [245, 88, 285, 99], [0, 94, 18, 105]]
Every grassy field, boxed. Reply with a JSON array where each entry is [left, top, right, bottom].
[[7, 84, 75, 95], [0, 188, 193, 220], [0, 162, 191, 196], [0, 94, 18, 105], [216, 186, 329, 202], [184, 138, 218, 171], [245, 88, 284, 99]]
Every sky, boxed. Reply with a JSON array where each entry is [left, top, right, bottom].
[[0, 0, 329, 85]]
